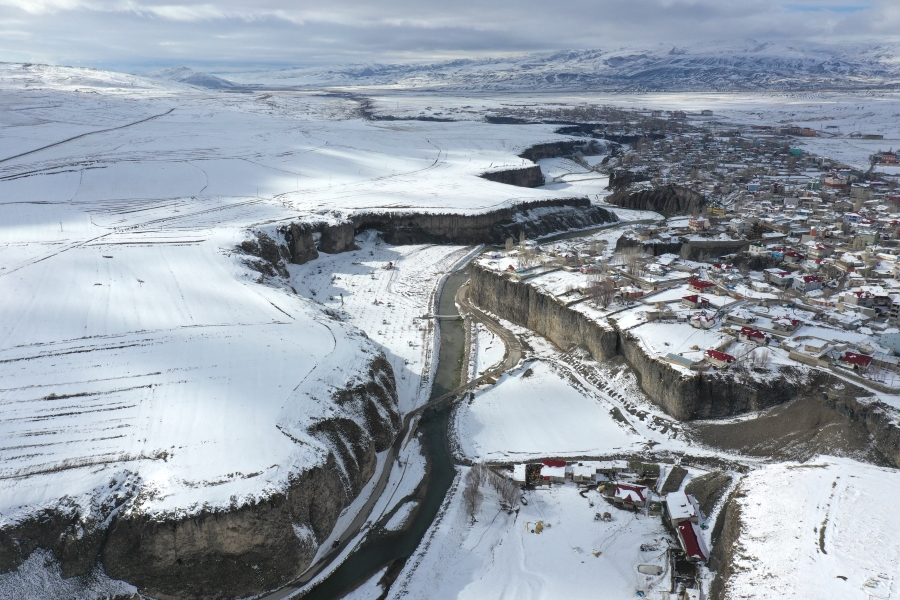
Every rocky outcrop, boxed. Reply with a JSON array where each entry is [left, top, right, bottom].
[[284, 199, 618, 264], [240, 232, 292, 276], [320, 221, 357, 254], [0, 355, 401, 600], [684, 471, 732, 517], [480, 165, 545, 188], [615, 234, 683, 257], [286, 223, 319, 265], [469, 265, 618, 360], [827, 394, 900, 468], [607, 184, 705, 215], [679, 240, 750, 261], [608, 168, 652, 190], [518, 140, 596, 162], [707, 487, 743, 600]]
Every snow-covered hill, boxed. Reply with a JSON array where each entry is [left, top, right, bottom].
[[220, 41, 900, 91]]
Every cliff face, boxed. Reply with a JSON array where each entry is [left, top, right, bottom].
[[607, 184, 705, 215], [469, 265, 618, 360], [0, 355, 400, 600], [285, 200, 619, 264], [480, 166, 545, 188], [287, 223, 319, 265], [469, 264, 900, 468], [518, 140, 593, 162]]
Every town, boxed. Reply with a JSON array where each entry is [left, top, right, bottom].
[[475, 106, 900, 389]]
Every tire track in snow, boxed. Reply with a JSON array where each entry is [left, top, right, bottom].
[[0, 108, 175, 166]]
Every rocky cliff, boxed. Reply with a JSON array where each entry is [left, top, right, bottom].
[[469, 264, 900, 467], [480, 165, 545, 188], [607, 184, 705, 215], [285, 199, 618, 262], [0, 355, 401, 600]]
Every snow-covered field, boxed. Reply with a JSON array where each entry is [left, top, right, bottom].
[[5, 59, 900, 600], [390, 471, 671, 600], [0, 64, 599, 530], [455, 360, 641, 461], [724, 457, 900, 600]]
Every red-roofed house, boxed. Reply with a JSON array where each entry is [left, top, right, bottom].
[[704, 349, 736, 368], [690, 312, 716, 330], [739, 327, 768, 345], [793, 275, 823, 293], [677, 521, 709, 562], [681, 294, 710, 309], [772, 317, 801, 332], [687, 279, 716, 293], [838, 351, 873, 374], [614, 483, 648, 510]]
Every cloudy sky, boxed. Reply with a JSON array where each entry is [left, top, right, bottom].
[[0, 0, 898, 71]]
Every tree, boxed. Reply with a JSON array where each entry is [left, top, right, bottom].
[[505, 237, 514, 252], [750, 347, 771, 368], [589, 277, 616, 309], [463, 469, 482, 521]]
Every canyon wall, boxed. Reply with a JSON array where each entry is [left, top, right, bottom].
[[286, 199, 618, 263], [480, 165, 545, 188], [0, 355, 401, 600], [469, 263, 900, 467], [607, 184, 706, 215]]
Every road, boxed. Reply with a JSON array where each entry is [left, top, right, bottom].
[[260, 273, 522, 600]]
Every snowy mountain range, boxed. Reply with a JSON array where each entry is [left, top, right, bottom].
[[182, 41, 900, 92]]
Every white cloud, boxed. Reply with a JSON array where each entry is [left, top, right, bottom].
[[0, 0, 897, 69]]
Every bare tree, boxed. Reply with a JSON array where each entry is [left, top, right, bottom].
[[751, 347, 771, 368], [485, 469, 521, 510], [505, 237, 514, 252], [622, 246, 648, 276], [462, 469, 482, 521], [589, 277, 616, 309]]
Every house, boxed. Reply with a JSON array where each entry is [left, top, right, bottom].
[[580, 264, 601, 274], [842, 290, 875, 308], [540, 459, 567, 483], [704, 349, 736, 368], [690, 312, 716, 330], [806, 242, 833, 259], [512, 464, 527, 484], [739, 327, 768, 345], [681, 294, 710, 309], [621, 286, 644, 299], [772, 317, 801, 332], [595, 460, 628, 480], [614, 483, 648, 510], [764, 268, 794, 287], [728, 310, 756, 325], [748, 242, 768, 256], [793, 275, 823, 293], [665, 491, 700, 525], [783, 251, 805, 264], [825, 173, 849, 188], [688, 217, 709, 231], [880, 151, 898, 165], [687, 279, 716, 294], [677, 521, 709, 562], [571, 463, 598, 483], [628, 461, 661, 480], [837, 351, 873, 373]]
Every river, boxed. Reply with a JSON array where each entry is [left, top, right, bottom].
[[300, 268, 470, 599]]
